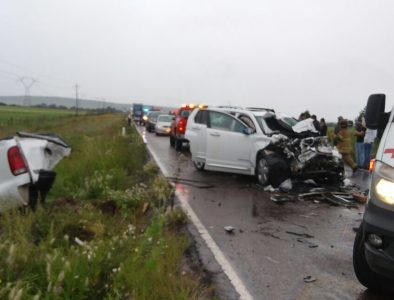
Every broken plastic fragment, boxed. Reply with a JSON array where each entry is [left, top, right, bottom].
[[279, 179, 292, 192], [303, 275, 317, 283], [224, 226, 235, 233], [286, 231, 314, 238], [297, 238, 318, 248], [271, 195, 296, 204], [264, 185, 276, 192]]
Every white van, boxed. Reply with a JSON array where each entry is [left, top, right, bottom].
[[353, 94, 394, 292]]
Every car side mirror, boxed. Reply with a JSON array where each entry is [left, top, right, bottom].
[[365, 94, 390, 129], [243, 127, 255, 135]]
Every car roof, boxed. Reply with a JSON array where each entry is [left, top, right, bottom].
[[206, 106, 274, 117]]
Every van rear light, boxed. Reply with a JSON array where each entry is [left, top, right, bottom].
[[178, 119, 186, 134], [369, 159, 376, 172], [7, 146, 28, 175]]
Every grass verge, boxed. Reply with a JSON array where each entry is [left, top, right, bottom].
[[0, 111, 213, 299]]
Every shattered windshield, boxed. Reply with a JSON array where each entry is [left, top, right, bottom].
[[255, 114, 297, 135]]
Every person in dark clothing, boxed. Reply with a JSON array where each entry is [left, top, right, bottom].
[[334, 116, 344, 134], [311, 115, 320, 134], [320, 118, 327, 136], [299, 113, 306, 121], [354, 119, 366, 168]]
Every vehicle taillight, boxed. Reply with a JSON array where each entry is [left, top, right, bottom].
[[7, 146, 28, 176], [178, 119, 186, 134], [369, 159, 376, 172]]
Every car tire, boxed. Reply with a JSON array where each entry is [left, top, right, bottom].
[[170, 136, 175, 147], [353, 223, 394, 293], [256, 154, 289, 187], [256, 156, 270, 186], [175, 138, 183, 151], [193, 161, 205, 171]]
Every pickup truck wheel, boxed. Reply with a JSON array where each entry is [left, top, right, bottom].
[[170, 136, 175, 147], [175, 139, 183, 151], [256, 156, 270, 186], [193, 161, 205, 171], [353, 223, 394, 293]]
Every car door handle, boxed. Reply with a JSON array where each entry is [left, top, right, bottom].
[[210, 132, 220, 137], [191, 126, 200, 130]]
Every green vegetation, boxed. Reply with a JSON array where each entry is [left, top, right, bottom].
[[0, 106, 212, 299], [0, 106, 75, 128]]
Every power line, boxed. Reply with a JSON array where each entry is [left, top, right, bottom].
[[75, 83, 79, 115], [18, 77, 37, 106]]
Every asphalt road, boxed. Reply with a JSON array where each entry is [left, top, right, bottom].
[[138, 126, 388, 300]]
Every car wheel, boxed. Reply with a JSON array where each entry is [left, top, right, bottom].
[[175, 138, 183, 151], [256, 156, 270, 186], [353, 223, 394, 293], [193, 161, 205, 171], [170, 136, 175, 147]]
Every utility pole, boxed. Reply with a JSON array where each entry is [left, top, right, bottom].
[[75, 84, 79, 115], [18, 77, 37, 106]]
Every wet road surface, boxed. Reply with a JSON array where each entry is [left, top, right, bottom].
[[139, 127, 389, 300]]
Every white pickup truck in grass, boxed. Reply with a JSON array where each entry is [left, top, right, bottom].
[[0, 132, 70, 212]]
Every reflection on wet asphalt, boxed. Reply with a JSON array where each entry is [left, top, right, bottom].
[[139, 126, 389, 300]]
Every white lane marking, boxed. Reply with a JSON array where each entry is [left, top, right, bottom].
[[137, 127, 253, 300]]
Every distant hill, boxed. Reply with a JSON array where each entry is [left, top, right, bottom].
[[0, 96, 132, 112]]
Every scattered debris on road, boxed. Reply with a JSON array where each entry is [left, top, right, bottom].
[[303, 275, 317, 283], [285, 231, 314, 238], [267, 178, 368, 208], [224, 226, 235, 234], [297, 237, 318, 248], [167, 177, 216, 189]]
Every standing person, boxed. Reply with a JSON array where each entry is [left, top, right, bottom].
[[354, 118, 366, 168], [364, 128, 377, 169], [320, 118, 327, 136], [298, 113, 306, 121], [311, 115, 320, 134], [333, 116, 344, 145], [334, 116, 344, 134], [336, 119, 357, 172], [127, 112, 132, 126]]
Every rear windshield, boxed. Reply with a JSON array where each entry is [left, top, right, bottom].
[[158, 115, 173, 122], [148, 112, 161, 118], [180, 110, 191, 118]]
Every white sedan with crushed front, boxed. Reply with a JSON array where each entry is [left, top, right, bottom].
[[185, 107, 344, 187]]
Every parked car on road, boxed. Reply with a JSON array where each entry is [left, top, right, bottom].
[[145, 111, 162, 133], [0, 132, 71, 212], [170, 104, 196, 151], [155, 114, 173, 135], [185, 107, 344, 186], [353, 94, 394, 293]]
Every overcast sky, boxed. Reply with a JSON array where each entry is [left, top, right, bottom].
[[1, 0, 394, 121]]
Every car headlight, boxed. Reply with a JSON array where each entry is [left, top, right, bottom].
[[371, 161, 394, 207], [376, 179, 394, 205]]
